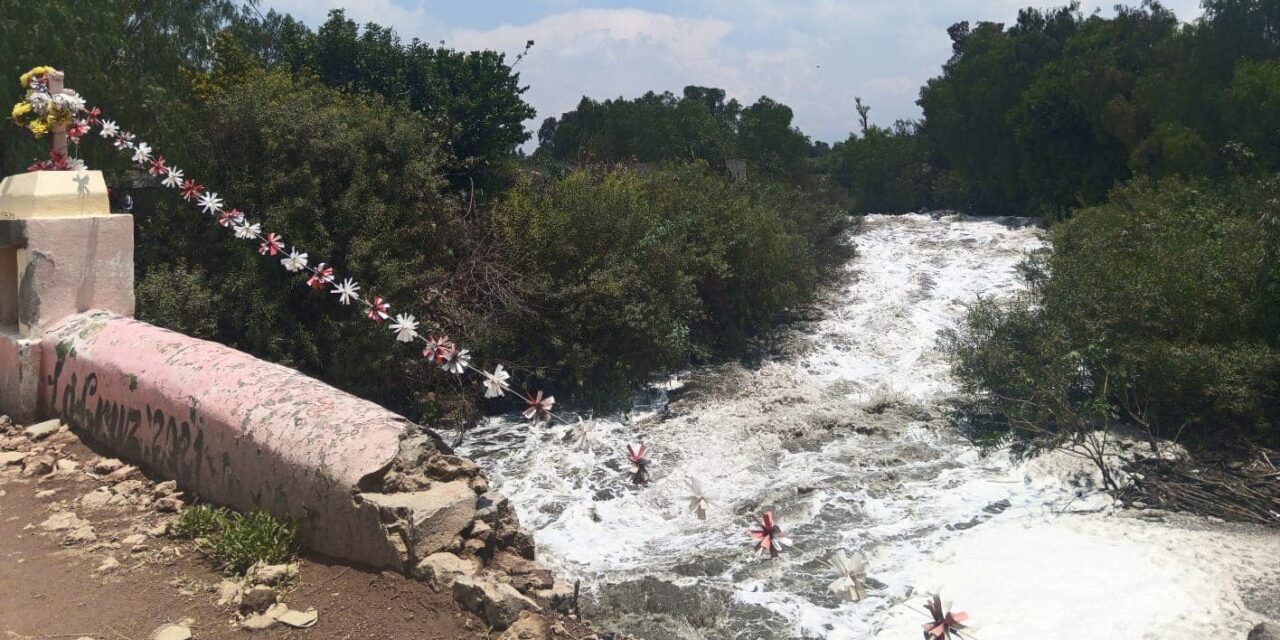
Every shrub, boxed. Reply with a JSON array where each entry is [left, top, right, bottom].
[[946, 176, 1280, 462], [136, 261, 220, 339], [495, 162, 852, 406], [134, 68, 499, 420]]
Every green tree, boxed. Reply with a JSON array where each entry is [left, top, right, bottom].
[[0, 0, 239, 175]]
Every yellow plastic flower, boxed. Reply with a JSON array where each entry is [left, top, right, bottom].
[[28, 120, 48, 137], [19, 65, 55, 88], [11, 101, 30, 121]]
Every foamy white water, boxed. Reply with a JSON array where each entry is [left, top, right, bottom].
[[457, 214, 1279, 640]]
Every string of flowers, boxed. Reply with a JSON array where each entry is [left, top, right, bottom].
[[10, 73, 989, 625], [10, 66, 564, 428]]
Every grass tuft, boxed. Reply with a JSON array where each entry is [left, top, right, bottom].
[[172, 505, 299, 574]]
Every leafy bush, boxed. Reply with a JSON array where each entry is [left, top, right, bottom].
[[136, 261, 220, 339], [135, 68, 499, 418], [946, 176, 1280, 458], [495, 162, 853, 406]]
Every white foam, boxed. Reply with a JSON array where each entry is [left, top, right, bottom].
[[456, 214, 1277, 639]]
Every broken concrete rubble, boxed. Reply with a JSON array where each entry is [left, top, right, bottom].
[[361, 479, 477, 568], [452, 575, 541, 630]]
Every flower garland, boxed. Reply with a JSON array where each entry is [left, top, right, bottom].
[[8, 71, 991, 620], [9, 66, 558, 426]]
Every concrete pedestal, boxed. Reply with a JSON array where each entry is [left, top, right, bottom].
[[0, 169, 133, 421]]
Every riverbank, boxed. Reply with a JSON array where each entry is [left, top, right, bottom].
[[0, 418, 599, 640]]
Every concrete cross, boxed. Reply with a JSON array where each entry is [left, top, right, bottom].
[[45, 69, 68, 157]]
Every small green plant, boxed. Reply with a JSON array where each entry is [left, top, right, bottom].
[[171, 505, 299, 574], [208, 509, 300, 574], [171, 504, 232, 539]]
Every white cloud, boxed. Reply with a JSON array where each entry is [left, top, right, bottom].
[[263, 1, 1213, 147]]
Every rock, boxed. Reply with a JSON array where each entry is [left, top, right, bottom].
[[240, 585, 277, 614], [277, 607, 319, 628], [147, 521, 170, 537], [41, 511, 86, 531], [497, 611, 552, 640], [1250, 623, 1280, 640], [490, 552, 555, 592], [240, 613, 277, 631], [497, 525, 537, 560], [475, 491, 511, 526], [113, 479, 146, 497], [154, 495, 185, 512], [82, 488, 113, 508], [470, 476, 490, 493], [65, 525, 99, 545], [56, 459, 79, 473], [425, 454, 482, 481], [470, 519, 493, 539], [452, 576, 540, 630], [154, 480, 178, 496], [104, 465, 138, 483], [242, 603, 289, 631], [94, 555, 120, 573], [92, 458, 124, 474], [217, 580, 243, 606], [22, 454, 55, 477], [36, 489, 57, 498], [0, 451, 30, 466], [463, 538, 487, 555], [23, 419, 62, 441], [360, 481, 477, 566], [150, 621, 193, 640], [413, 552, 479, 589], [248, 562, 299, 586], [122, 533, 147, 547]]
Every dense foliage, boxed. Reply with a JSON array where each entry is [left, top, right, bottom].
[[0, 0, 239, 176], [536, 87, 818, 183], [0, 3, 854, 423], [495, 164, 853, 405], [946, 177, 1280, 455], [918, 0, 1280, 215], [135, 69, 493, 418]]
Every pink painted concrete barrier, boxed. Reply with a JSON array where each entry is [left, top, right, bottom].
[[38, 312, 412, 567]]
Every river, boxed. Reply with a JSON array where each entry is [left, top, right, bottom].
[[456, 213, 1278, 640]]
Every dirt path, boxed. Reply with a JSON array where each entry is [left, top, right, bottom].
[[0, 424, 497, 640]]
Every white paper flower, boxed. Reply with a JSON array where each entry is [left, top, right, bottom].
[[825, 551, 868, 602], [684, 477, 713, 520], [196, 191, 224, 215], [53, 90, 85, 113], [389, 314, 419, 342], [281, 248, 308, 272], [443, 348, 470, 374], [332, 278, 360, 305], [98, 119, 119, 138], [131, 142, 152, 163], [481, 364, 510, 398], [161, 166, 184, 188], [68, 157, 87, 171], [27, 92, 50, 115], [233, 221, 261, 239], [570, 418, 602, 452]]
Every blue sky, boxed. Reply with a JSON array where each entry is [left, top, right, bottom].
[[261, 0, 1206, 146]]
